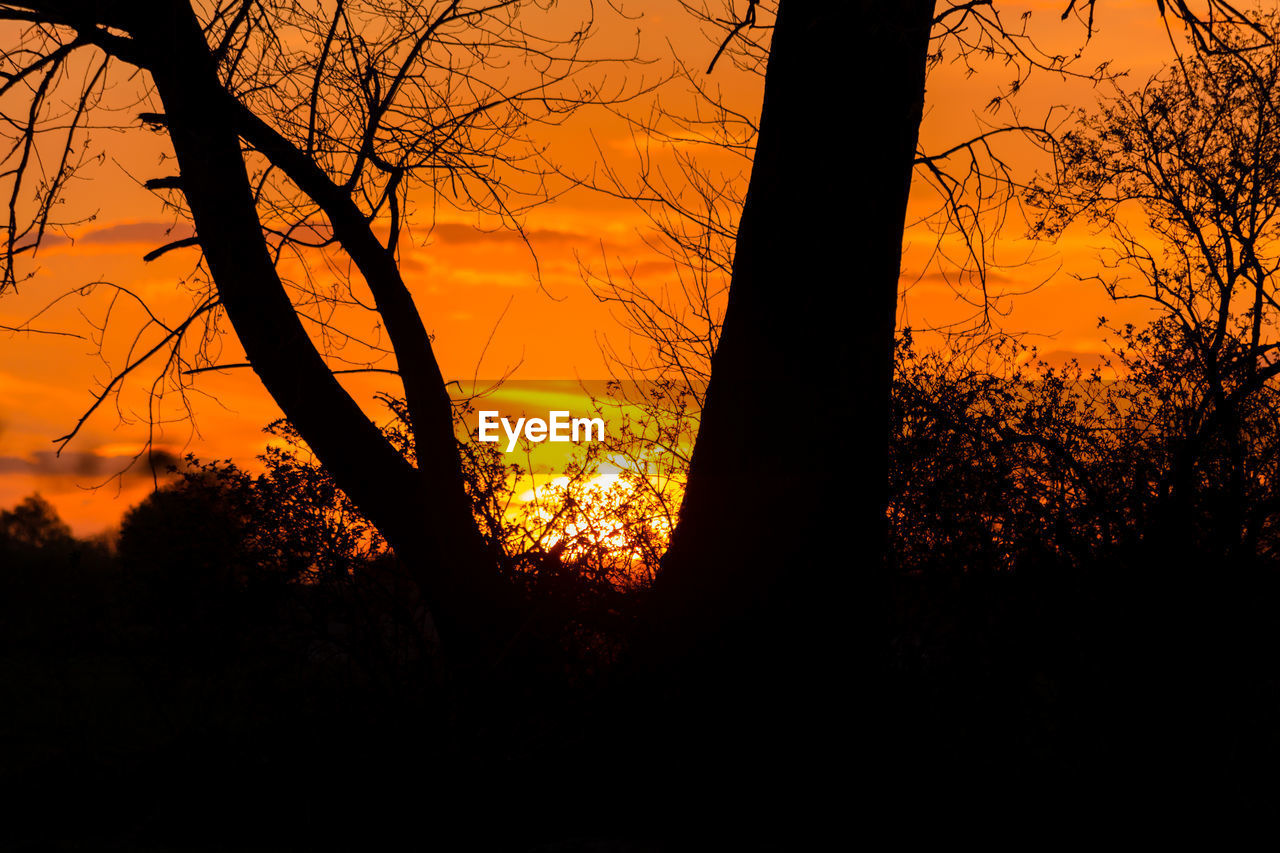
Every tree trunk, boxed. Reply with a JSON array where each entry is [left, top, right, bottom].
[[131, 5, 512, 669], [642, 0, 936, 771]]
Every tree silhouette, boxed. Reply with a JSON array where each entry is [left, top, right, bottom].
[[1031, 13, 1280, 561], [0, 492, 73, 549], [615, 0, 1275, 817], [0, 1, 642, 670]]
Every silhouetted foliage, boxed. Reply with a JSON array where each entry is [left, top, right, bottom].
[[0, 1, 652, 675], [1, 493, 73, 551]]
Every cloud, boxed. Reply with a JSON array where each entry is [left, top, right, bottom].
[[32, 233, 72, 249], [615, 259, 682, 279], [0, 448, 184, 481], [428, 223, 586, 247], [11, 221, 194, 257], [902, 269, 1023, 292], [80, 221, 194, 247]]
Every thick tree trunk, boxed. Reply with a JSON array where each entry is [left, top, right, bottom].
[[129, 5, 511, 669], [642, 0, 936, 773]]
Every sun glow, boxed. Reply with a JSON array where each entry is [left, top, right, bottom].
[[509, 454, 681, 586]]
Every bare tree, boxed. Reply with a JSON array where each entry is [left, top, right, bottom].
[[1030, 10, 1280, 559], [0, 1, 639, 667], [589, 1, 1275, 813]]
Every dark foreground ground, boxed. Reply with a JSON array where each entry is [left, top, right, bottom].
[[4, 532, 1280, 850]]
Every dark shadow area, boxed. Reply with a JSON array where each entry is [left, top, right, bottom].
[[7, 326, 1280, 847]]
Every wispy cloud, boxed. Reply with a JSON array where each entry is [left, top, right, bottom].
[[80, 221, 194, 246], [0, 448, 183, 480], [427, 223, 587, 247]]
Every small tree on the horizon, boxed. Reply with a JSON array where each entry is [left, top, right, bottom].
[[1030, 11, 1280, 560]]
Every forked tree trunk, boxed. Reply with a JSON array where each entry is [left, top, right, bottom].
[[131, 5, 511, 670]]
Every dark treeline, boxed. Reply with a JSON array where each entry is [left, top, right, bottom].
[[889, 326, 1280, 816], [5, 315, 1280, 846]]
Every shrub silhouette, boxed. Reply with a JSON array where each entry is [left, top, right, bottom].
[[1, 493, 74, 552]]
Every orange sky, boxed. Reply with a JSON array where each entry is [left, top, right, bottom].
[[0, 1, 1196, 534]]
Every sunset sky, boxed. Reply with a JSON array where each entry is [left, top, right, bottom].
[[0, 1, 1192, 534]]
